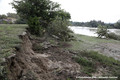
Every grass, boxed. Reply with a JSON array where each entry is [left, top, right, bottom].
[[67, 34, 120, 50], [0, 24, 27, 79], [73, 56, 96, 76], [0, 24, 27, 58], [73, 50, 120, 77], [80, 51, 120, 67]]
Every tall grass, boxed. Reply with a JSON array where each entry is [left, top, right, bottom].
[[0, 24, 27, 58], [74, 50, 120, 76]]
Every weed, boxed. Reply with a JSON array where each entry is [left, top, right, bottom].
[[80, 50, 120, 76], [80, 51, 120, 67], [73, 56, 96, 75]]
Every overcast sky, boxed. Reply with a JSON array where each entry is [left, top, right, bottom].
[[0, 0, 120, 23]]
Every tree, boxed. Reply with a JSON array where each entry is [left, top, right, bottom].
[[15, 18, 27, 24], [114, 22, 120, 29], [89, 20, 98, 27], [0, 15, 7, 19], [11, 0, 71, 36], [7, 13, 19, 19], [96, 25, 108, 38], [48, 17, 73, 41]]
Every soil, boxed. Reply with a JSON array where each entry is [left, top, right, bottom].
[[6, 32, 82, 80], [93, 43, 120, 61]]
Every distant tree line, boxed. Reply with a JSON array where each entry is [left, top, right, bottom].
[[0, 13, 27, 24], [70, 20, 120, 29]]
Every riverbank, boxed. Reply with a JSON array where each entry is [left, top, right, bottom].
[[67, 34, 120, 61], [0, 24, 120, 80]]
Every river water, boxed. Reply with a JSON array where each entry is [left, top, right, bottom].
[[69, 26, 120, 37]]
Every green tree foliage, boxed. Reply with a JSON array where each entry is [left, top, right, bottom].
[[11, 0, 71, 37], [48, 17, 73, 41], [15, 18, 27, 24], [114, 22, 120, 29], [27, 17, 46, 36], [96, 25, 108, 38], [7, 13, 19, 19], [0, 15, 7, 19], [96, 25, 120, 40], [0, 15, 8, 24], [70, 20, 114, 28]]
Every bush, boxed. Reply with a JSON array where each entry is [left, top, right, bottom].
[[96, 25, 108, 38], [48, 17, 73, 41], [27, 17, 45, 36], [74, 56, 95, 67], [12, 0, 71, 38], [73, 56, 96, 75], [15, 18, 27, 24], [96, 25, 120, 41], [107, 32, 120, 40], [0, 65, 8, 80]]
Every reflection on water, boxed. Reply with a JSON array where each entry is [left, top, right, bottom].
[[69, 26, 120, 37]]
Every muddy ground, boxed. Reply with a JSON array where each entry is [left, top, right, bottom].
[[93, 43, 120, 61]]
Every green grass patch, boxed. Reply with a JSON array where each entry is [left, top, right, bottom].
[[67, 34, 120, 50], [74, 56, 95, 67], [80, 51, 120, 67], [74, 50, 120, 76], [73, 56, 96, 76], [0, 24, 27, 57], [74, 34, 120, 44]]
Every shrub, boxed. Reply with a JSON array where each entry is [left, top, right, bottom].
[[96, 25, 120, 41], [48, 17, 73, 41], [74, 56, 94, 67], [96, 25, 108, 38], [0, 65, 8, 80], [15, 18, 27, 24], [12, 0, 71, 38], [107, 32, 120, 40], [27, 17, 45, 36], [73, 56, 96, 75]]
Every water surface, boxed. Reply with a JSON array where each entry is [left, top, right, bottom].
[[69, 26, 120, 37]]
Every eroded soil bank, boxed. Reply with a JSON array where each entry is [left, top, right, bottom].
[[6, 32, 82, 80]]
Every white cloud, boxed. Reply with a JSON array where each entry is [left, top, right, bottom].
[[0, 0, 16, 15], [52, 0, 120, 23]]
